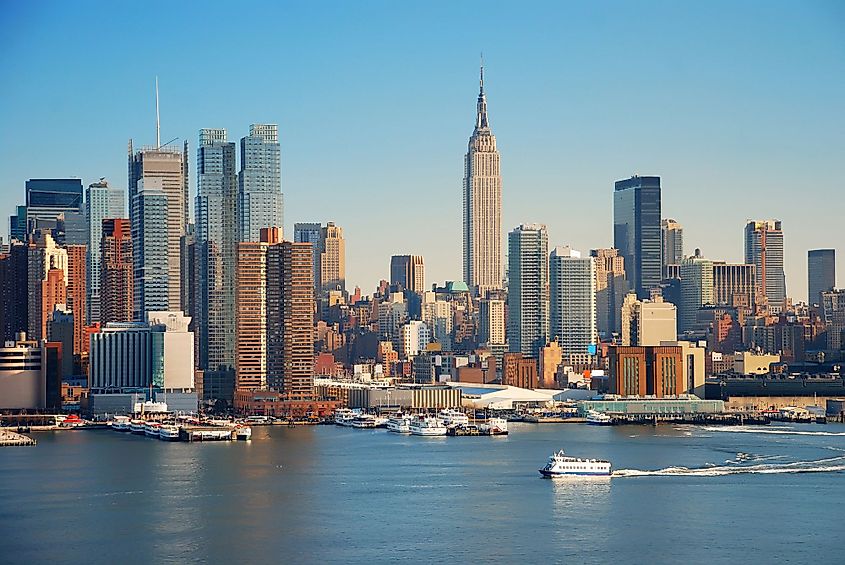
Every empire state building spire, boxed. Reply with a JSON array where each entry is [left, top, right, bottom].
[[463, 62, 503, 297]]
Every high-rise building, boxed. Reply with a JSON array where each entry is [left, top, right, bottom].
[[195, 129, 238, 382], [319, 223, 345, 298], [0, 242, 29, 341], [132, 179, 169, 318], [549, 247, 596, 356], [239, 124, 283, 243], [66, 244, 87, 359], [9, 205, 27, 242], [661, 218, 683, 276], [294, 222, 322, 287], [25, 178, 84, 229], [614, 175, 662, 298], [744, 220, 786, 311], [507, 224, 548, 358], [390, 254, 425, 294], [808, 249, 835, 307], [234, 239, 269, 394], [712, 262, 755, 310], [463, 65, 502, 296], [620, 293, 677, 346], [27, 230, 68, 341], [85, 179, 125, 323], [266, 240, 314, 400], [400, 320, 431, 359], [478, 291, 506, 346], [591, 248, 627, 337], [100, 218, 133, 325], [128, 142, 189, 311], [679, 250, 714, 333]]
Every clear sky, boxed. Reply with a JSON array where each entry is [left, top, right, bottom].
[[1, 1, 843, 301]]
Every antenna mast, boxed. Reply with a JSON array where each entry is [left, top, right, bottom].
[[155, 76, 161, 148]]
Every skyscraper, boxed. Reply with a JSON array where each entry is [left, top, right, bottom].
[[195, 129, 237, 383], [549, 247, 597, 356], [66, 244, 87, 360], [679, 250, 714, 333], [25, 179, 84, 227], [27, 230, 68, 341], [390, 254, 425, 294], [591, 248, 627, 337], [507, 224, 548, 358], [132, 179, 170, 318], [463, 65, 502, 296], [0, 242, 29, 340], [85, 179, 125, 323], [235, 239, 269, 393], [661, 218, 683, 276], [744, 220, 786, 311], [128, 142, 189, 311], [614, 175, 662, 298], [319, 223, 345, 298], [239, 124, 283, 242], [713, 262, 755, 310], [100, 218, 133, 325], [294, 222, 321, 285], [807, 249, 835, 306]]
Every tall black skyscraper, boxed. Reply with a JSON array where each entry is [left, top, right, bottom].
[[808, 249, 835, 306], [613, 175, 662, 298]]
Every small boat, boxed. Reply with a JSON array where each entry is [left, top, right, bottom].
[[479, 417, 509, 436], [333, 408, 359, 427], [129, 420, 147, 435], [386, 414, 412, 434], [111, 416, 131, 432], [144, 422, 162, 438], [585, 410, 613, 426], [409, 415, 447, 436], [234, 426, 252, 440], [437, 409, 469, 427], [159, 424, 181, 441], [351, 414, 378, 428], [539, 449, 612, 478]]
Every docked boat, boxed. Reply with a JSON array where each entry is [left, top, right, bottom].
[[586, 410, 613, 426], [234, 425, 252, 440], [351, 414, 378, 428], [111, 415, 131, 432], [409, 415, 447, 436], [539, 450, 612, 477], [144, 422, 162, 438], [333, 408, 359, 427], [479, 417, 509, 436], [437, 409, 469, 427], [159, 424, 181, 441], [447, 424, 481, 436], [386, 414, 412, 434], [129, 420, 147, 435]]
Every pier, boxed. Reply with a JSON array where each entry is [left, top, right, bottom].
[[0, 429, 37, 446]]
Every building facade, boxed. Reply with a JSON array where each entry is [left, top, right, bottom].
[[507, 224, 548, 358], [661, 218, 683, 276], [66, 244, 87, 359], [132, 180, 169, 318], [808, 249, 835, 307], [27, 230, 68, 341], [239, 124, 283, 242], [608, 345, 684, 397], [591, 248, 627, 338], [549, 246, 597, 356], [614, 175, 662, 298], [100, 218, 133, 325], [744, 220, 786, 311], [679, 251, 714, 334], [85, 179, 125, 323], [390, 254, 425, 295]]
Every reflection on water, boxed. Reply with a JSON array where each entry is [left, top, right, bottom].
[[550, 476, 611, 517]]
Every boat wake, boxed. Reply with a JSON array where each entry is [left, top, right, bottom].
[[701, 425, 845, 437], [613, 455, 845, 477]]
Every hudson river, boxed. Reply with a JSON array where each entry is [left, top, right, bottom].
[[2, 422, 844, 564]]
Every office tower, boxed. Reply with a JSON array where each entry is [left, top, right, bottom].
[[390, 254, 425, 294], [808, 249, 835, 306], [85, 179, 124, 323], [27, 230, 68, 341], [661, 218, 683, 276], [549, 247, 597, 356], [0, 242, 29, 341], [744, 220, 786, 310], [613, 175, 662, 298], [9, 205, 27, 241], [266, 240, 314, 399], [294, 222, 322, 285], [128, 140, 189, 311], [319, 222, 345, 297], [591, 248, 627, 337], [621, 293, 677, 346], [478, 290, 506, 346], [25, 178, 84, 228], [132, 179, 169, 318], [100, 219, 133, 325], [400, 320, 431, 359], [713, 262, 755, 310], [463, 65, 502, 296], [66, 244, 86, 359], [234, 239, 269, 393], [239, 124, 283, 242], [609, 345, 684, 397], [679, 250, 714, 333], [195, 129, 238, 382], [507, 224, 548, 358]]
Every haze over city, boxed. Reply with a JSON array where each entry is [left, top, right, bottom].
[[1, 1, 843, 299]]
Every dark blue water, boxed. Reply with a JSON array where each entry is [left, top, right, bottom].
[[2, 422, 844, 564]]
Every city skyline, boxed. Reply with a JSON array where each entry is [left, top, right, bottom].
[[1, 2, 843, 301]]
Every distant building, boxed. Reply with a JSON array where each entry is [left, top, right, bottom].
[[661, 219, 683, 277], [85, 179, 125, 323], [100, 219, 133, 325], [549, 246, 596, 356], [613, 175, 662, 298], [0, 337, 46, 410], [502, 353, 538, 389], [733, 351, 780, 375], [0, 242, 29, 341], [807, 249, 835, 307], [400, 320, 430, 359], [239, 124, 283, 242], [390, 254, 425, 294], [27, 230, 68, 341], [608, 345, 684, 397], [679, 250, 714, 333], [66, 244, 87, 360], [508, 224, 549, 358], [539, 340, 562, 388], [478, 290, 506, 346], [744, 220, 786, 311], [591, 248, 627, 337], [621, 293, 677, 346], [294, 222, 345, 314], [713, 262, 755, 311], [234, 239, 269, 395], [25, 178, 84, 236]]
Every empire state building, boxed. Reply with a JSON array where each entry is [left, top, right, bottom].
[[463, 65, 503, 297]]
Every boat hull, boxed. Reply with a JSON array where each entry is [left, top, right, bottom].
[[539, 469, 611, 478]]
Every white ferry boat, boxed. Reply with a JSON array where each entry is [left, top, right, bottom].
[[111, 415, 131, 432], [539, 450, 612, 477], [333, 408, 359, 427], [479, 417, 509, 436], [234, 426, 252, 440], [409, 415, 447, 436], [437, 409, 469, 427], [144, 422, 162, 438], [351, 414, 378, 428], [386, 414, 412, 434], [159, 424, 181, 441], [129, 420, 147, 435], [586, 410, 613, 426]]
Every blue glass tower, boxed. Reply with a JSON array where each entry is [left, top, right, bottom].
[[613, 176, 662, 299]]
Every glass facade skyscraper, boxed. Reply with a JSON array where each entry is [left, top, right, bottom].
[[239, 124, 283, 242], [613, 175, 662, 298], [85, 179, 125, 323], [808, 249, 835, 307], [744, 219, 786, 311], [132, 180, 170, 318], [507, 224, 548, 358]]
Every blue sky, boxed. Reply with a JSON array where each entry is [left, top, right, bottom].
[[1, 1, 843, 300]]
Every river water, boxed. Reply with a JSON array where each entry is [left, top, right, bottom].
[[2, 422, 844, 564]]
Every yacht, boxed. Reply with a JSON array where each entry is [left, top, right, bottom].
[[234, 425, 252, 440], [351, 414, 377, 428], [585, 410, 613, 426], [539, 450, 612, 477], [479, 417, 509, 436], [129, 420, 147, 435], [333, 408, 359, 427], [409, 415, 447, 436], [437, 409, 469, 427], [111, 416, 131, 432], [159, 424, 181, 441], [386, 414, 412, 434], [144, 422, 162, 438]]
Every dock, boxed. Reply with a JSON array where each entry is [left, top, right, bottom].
[[0, 429, 37, 446]]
